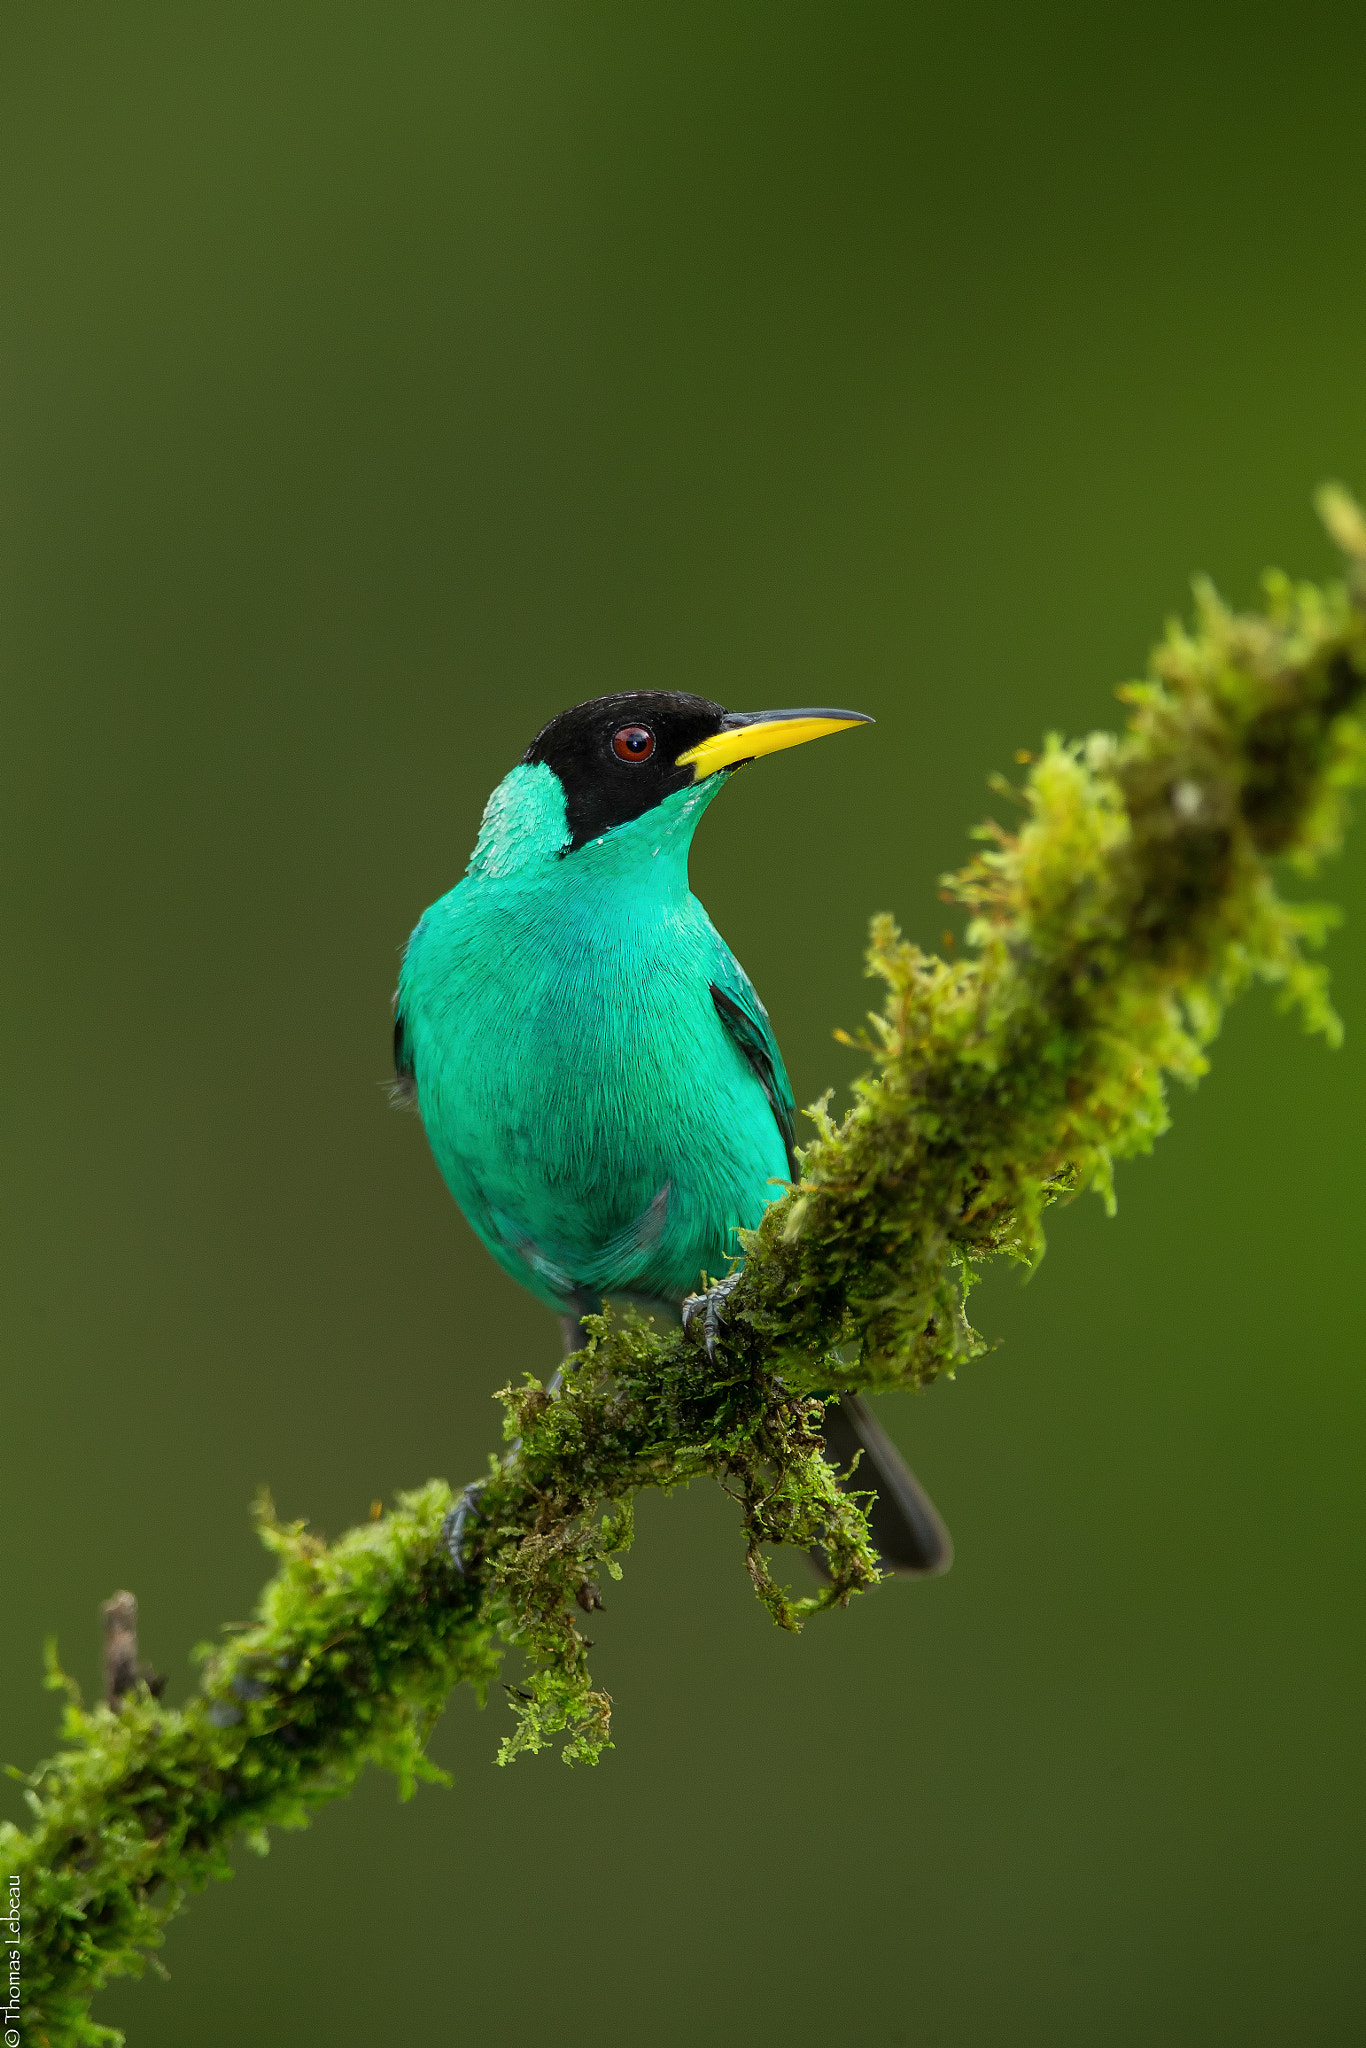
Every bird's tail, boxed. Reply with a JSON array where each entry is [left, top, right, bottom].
[[818, 1392, 953, 1579]]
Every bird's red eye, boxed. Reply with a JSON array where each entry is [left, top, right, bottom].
[[612, 724, 656, 762]]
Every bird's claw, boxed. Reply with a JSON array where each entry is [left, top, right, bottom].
[[682, 1271, 742, 1364], [443, 1481, 487, 1577]]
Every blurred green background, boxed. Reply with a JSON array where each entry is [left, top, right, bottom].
[[4, 4, 1365, 2042]]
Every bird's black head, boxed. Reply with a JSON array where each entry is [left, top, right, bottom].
[[523, 692, 728, 850], [524, 690, 875, 853]]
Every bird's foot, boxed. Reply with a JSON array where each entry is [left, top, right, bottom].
[[442, 1480, 487, 1577], [682, 1271, 743, 1364]]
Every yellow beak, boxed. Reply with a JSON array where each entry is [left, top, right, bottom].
[[674, 707, 874, 781]]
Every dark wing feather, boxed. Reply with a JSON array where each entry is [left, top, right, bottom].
[[391, 1002, 416, 1104], [709, 982, 798, 1179]]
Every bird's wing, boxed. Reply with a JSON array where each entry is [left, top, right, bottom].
[[708, 966, 798, 1180], [391, 1001, 416, 1103]]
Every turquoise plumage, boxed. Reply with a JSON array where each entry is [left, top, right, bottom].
[[397, 763, 792, 1312]]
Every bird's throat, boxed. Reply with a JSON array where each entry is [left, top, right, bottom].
[[465, 762, 727, 893]]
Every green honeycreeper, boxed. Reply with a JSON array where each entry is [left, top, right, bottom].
[[395, 693, 950, 1576]]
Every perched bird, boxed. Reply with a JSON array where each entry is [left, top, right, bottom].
[[395, 692, 951, 1576]]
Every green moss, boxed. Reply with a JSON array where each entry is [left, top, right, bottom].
[[8, 497, 1365, 2045]]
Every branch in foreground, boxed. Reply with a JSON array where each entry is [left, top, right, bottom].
[[8, 492, 1366, 2047]]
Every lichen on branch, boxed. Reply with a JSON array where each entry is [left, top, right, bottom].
[[7, 493, 1365, 2047]]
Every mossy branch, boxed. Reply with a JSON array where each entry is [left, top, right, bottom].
[[8, 494, 1366, 2046]]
